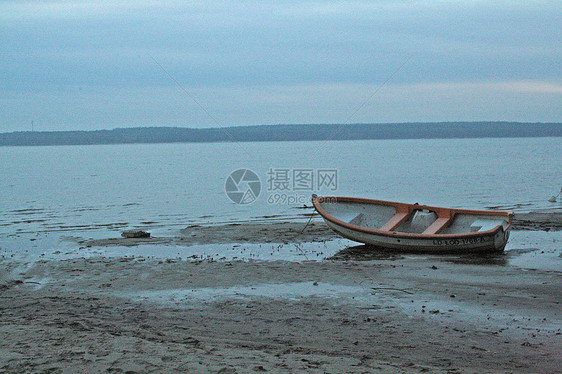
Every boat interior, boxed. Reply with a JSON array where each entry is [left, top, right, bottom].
[[320, 201, 510, 235]]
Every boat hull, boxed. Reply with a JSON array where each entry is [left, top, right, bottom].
[[324, 218, 509, 253], [313, 196, 512, 253]]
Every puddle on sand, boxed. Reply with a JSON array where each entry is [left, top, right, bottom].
[[68, 238, 353, 263], [505, 230, 561, 272], [328, 230, 561, 272], [119, 280, 562, 334], [2, 224, 559, 273], [122, 282, 369, 305]]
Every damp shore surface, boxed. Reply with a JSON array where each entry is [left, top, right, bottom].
[[1, 213, 561, 373]]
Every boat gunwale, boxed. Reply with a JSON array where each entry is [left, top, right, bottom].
[[312, 195, 513, 239]]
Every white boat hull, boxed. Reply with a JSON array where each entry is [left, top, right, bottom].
[[324, 219, 510, 253], [313, 196, 513, 253]]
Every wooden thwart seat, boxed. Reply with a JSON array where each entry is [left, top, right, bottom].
[[422, 217, 451, 235], [379, 205, 454, 234], [379, 211, 410, 231]]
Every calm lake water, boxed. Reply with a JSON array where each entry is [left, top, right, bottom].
[[1, 137, 561, 266]]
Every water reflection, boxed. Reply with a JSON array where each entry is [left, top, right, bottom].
[[329, 244, 509, 266], [328, 245, 405, 261], [441, 252, 508, 266]]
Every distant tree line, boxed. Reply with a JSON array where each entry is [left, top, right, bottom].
[[0, 122, 560, 147]]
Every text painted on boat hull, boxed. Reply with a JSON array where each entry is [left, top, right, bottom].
[[432, 236, 492, 246]]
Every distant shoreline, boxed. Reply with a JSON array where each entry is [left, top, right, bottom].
[[0, 122, 560, 147]]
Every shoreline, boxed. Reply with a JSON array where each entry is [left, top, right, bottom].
[[2, 123, 560, 147], [1, 214, 561, 373], [80, 212, 562, 249]]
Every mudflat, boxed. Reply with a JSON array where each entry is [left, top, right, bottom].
[[1, 214, 561, 373]]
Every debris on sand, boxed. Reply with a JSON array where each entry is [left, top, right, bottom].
[[121, 229, 151, 238]]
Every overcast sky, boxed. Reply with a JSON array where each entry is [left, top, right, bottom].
[[1, 0, 561, 132]]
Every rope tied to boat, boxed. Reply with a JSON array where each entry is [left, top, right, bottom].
[[549, 187, 562, 202], [286, 195, 321, 260]]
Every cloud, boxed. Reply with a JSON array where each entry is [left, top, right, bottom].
[[4, 79, 558, 132], [0, 0, 560, 131]]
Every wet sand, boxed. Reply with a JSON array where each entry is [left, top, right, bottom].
[[81, 212, 562, 249], [511, 211, 562, 231], [1, 213, 561, 373]]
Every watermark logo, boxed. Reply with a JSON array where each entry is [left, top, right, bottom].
[[225, 169, 261, 204], [267, 168, 337, 192], [225, 168, 338, 205]]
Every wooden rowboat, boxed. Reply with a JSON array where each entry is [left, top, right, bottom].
[[312, 195, 513, 253]]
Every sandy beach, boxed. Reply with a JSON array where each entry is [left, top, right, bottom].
[[1, 213, 561, 373]]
